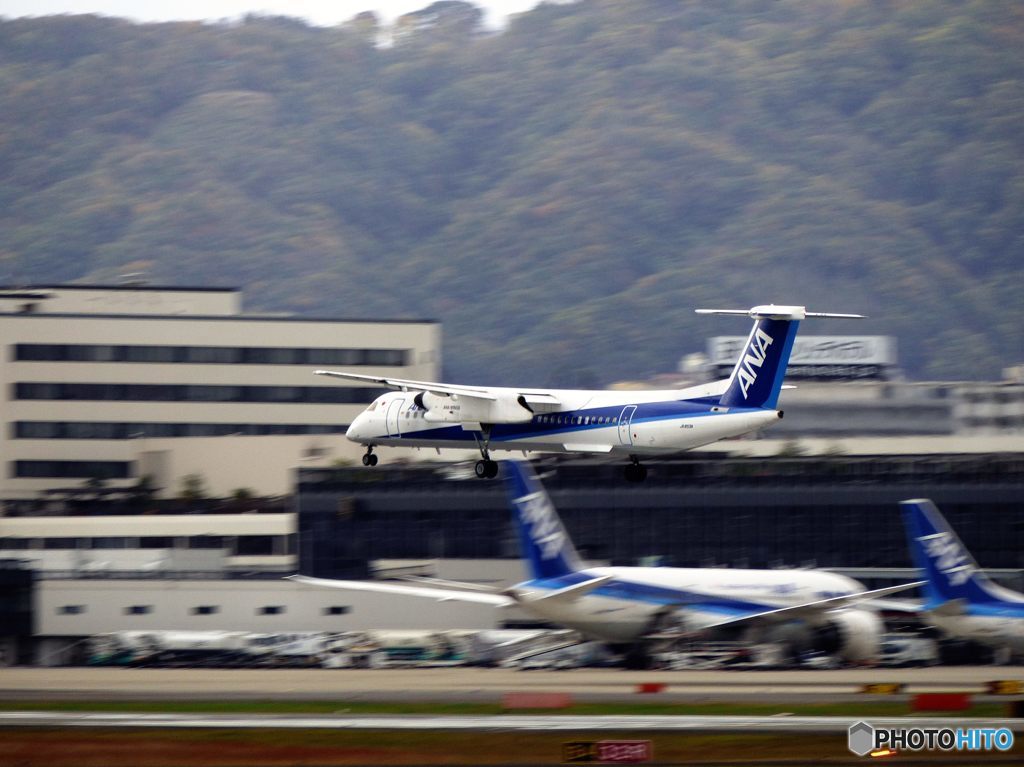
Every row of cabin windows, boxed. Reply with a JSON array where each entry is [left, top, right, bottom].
[[536, 414, 619, 426], [15, 344, 409, 367], [59, 605, 349, 616], [3, 535, 292, 556], [395, 410, 622, 426]]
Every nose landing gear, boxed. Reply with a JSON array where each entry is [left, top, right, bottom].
[[361, 447, 378, 467]]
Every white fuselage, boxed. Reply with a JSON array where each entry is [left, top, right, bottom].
[[927, 613, 1024, 654], [346, 386, 781, 456], [509, 566, 872, 649]]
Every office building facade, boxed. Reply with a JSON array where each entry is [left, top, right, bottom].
[[0, 285, 439, 500]]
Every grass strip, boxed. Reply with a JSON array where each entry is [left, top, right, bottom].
[[2, 727, 1022, 766], [0, 698, 1014, 718]]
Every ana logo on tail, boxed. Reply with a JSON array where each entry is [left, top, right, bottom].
[[737, 328, 774, 399], [516, 490, 566, 560], [920, 532, 975, 586]]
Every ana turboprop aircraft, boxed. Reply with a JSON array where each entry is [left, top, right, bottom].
[[290, 460, 919, 665], [320, 304, 861, 480], [900, 499, 1024, 657]]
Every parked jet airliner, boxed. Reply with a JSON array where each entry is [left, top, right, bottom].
[[900, 499, 1024, 657], [290, 461, 919, 665], [319, 304, 862, 480]]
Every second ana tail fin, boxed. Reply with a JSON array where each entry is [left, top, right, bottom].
[[502, 460, 582, 581], [900, 498, 1006, 607]]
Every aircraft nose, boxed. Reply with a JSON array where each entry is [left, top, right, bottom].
[[346, 411, 368, 442]]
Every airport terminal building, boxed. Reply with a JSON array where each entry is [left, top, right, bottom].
[[0, 284, 439, 501], [296, 454, 1024, 578]]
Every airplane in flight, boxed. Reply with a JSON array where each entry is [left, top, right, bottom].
[[899, 499, 1024, 658], [319, 304, 863, 480], [291, 460, 918, 666]]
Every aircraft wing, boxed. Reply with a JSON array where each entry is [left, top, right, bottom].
[[314, 370, 562, 410], [315, 370, 498, 400], [696, 580, 926, 629], [287, 574, 513, 606]]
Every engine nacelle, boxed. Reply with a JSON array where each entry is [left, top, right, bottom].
[[414, 391, 534, 425], [811, 609, 884, 663]]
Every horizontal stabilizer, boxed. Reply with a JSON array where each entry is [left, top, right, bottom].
[[696, 305, 865, 321], [532, 574, 615, 603]]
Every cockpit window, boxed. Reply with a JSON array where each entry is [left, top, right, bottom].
[[366, 401, 378, 412]]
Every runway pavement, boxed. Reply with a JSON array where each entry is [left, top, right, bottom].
[[2, 710, 1023, 733], [0, 666, 1019, 703]]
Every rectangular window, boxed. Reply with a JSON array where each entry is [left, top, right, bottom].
[[13, 460, 133, 479], [91, 537, 129, 549], [323, 606, 350, 616], [191, 606, 219, 616], [244, 348, 301, 365], [43, 538, 80, 550], [124, 605, 152, 615], [189, 535, 225, 549], [14, 343, 409, 366], [12, 421, 347, 440], [58, 605, 86, 615], [123, 346, 179, 363], [138, 537, 174, 549], [183, 347, 241, 364], [234, 535, 276, 556], [306, 349, 362, 366], [15, 383, 385, 404], [364, 349, 407, 366], [258, 606, 285, 615]]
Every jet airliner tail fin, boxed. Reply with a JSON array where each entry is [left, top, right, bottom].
[[698, 305, 863, 410], [900, 498, 1014, 608], [503, 460, 582, 581]]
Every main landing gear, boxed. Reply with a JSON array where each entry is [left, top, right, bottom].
[[624, 455, 647, 483], [361, 446, 378, 466], [475, 458, 499, 479], [473, 427, 499, 479]]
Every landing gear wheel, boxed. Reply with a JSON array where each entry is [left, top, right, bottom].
[[624, 461, 647, 482], [475, 459, 498, 479], [361, 449, 378, 467]]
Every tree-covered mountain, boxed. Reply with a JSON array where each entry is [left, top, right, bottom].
[[1, 0, 1021, 385]]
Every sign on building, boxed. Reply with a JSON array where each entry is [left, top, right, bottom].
[[707, 336, 897, 380]]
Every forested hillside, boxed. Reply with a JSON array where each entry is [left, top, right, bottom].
[[1, 0, 1021, 384]]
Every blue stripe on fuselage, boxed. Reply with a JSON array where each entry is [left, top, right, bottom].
[[386, 399, 756, 444], [961, 602, 1024, 619], [525, 573, 777, 616]]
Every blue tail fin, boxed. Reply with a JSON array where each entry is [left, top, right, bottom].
[[698, 305, 863, 410], [502, 460, 581, 580], [900, 499, 1003, 607], [718, 316, 800, 409]]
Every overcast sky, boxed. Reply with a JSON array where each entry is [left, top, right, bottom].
[[0, 0, 543, 28]]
